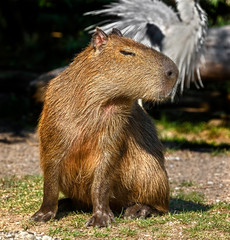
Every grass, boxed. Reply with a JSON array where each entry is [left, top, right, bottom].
[[0, 175, 229, 239], [154, 115, 230, 154]]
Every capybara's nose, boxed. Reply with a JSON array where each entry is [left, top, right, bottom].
[[163, 58, 179, 84]]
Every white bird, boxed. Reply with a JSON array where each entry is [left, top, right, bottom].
[[85, 0, 208, 99]]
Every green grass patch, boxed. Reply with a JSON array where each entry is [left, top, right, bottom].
[[154, 115, 230, 153], [179, 180, 194, 187], [174, 190, 205, 204], [119, 227, 137, 237], [1, 175, 229, 239], [0, 175, 43, 213]]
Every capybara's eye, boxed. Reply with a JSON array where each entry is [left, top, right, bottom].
[[120, 50, 136, 56]]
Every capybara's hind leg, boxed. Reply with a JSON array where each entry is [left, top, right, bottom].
[[124, 203, 161, 219]]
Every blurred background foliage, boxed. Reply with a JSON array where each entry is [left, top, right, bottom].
[[0, 0, 230, 131], [0, 0, 230, 73]]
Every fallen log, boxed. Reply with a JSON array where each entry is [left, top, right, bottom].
[[200, 25, 230, 81], [30, 67, 66, 103]]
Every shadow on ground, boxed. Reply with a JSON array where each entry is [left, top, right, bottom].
[[170, 198, 210, 213], [54, 197, 211, 221], [162, 139, 230, 153]]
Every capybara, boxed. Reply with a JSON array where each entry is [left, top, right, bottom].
[[31, 27, 178, 227]]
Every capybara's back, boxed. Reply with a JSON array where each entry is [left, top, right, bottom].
[[31, 28, 178, 227]]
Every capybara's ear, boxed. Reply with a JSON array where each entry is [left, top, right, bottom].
[[92, 27, 108, 52], [111, 28, 123, 37]]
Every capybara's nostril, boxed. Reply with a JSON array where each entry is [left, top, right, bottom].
[[163, 58, 179, 83], [166, 70, 173, 78]]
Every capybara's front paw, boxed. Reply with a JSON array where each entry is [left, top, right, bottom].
[[86, 210, 115, 227], [31, 209, 56, 222], [124, 203, 157, 219]]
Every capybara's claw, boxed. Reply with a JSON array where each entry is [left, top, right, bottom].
[[86, 211, 115, 228], [31, 210, 56, 222]]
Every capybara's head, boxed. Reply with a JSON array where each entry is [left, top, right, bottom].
[[89, 28, 178, 102]]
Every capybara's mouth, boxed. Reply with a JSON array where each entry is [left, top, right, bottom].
[[157, 84, 176, 100]]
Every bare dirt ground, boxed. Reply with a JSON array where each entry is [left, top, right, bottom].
[[0, 129, 229, 204]]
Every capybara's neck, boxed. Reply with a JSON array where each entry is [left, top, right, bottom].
[[58, 46, 134, 117], [46, 52, 134, 140]]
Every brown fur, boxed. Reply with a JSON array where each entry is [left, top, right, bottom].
[[31, 28, 178, 227]]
